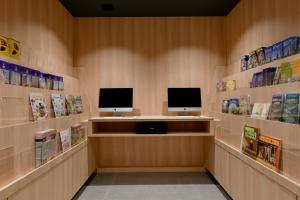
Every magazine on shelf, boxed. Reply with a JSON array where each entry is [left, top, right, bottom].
[[228, 99, 240, 114], [239, 95, 251, 116], [66, 95, 77, 115], [59, 128, 71, 152], [257, 134, 282, 171], [268, 94, 284, 121], [75, 95, 83, 114], [251, 103, 270, 120], [282, 93, 300, 124], [29, 92, 49, 121], [241, 126, 259, 158], [51, 94, 66, 117]]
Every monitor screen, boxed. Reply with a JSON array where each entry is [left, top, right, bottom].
[[168, 88, 201, 111], [99, 88, 133, 112]]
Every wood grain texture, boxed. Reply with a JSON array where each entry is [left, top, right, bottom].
[[0, 0, 74, 76], [95, 137, 205, 169], [6, 143, 88, 200], [215, 139, 298, 200], [74, 17, 226, 116], [225, 0, 300, 75]]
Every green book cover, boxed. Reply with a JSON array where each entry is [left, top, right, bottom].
[[279, 62, 292, 84], [282, 93, 300, 124], [242, 126, 259, 158]]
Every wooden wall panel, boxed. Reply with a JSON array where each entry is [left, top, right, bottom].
[[0, 0, 74, 76], [74, 17, 226, 116], [96, 137, 205, 169], [226, 0, 300, 75]]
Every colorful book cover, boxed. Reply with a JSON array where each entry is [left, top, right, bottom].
[[216, 80, 226, 92], [228, 99, 240, 114], [51, 94, 66, 117], [66, 95, 76, 115], [8, 38, 21, 60], [272, 66, 281, 85], [222, 100, 230, 113], [239, 95, 251, 115], [59, 129, 71, 152], [0, 35, 9, 57], [257, 134, 282, 171], [226, 80, 236, 91], [251, 103, 270, 120], [242, 126, 259, 158], [268, 94, 284, 121], [279, 62, 292, 84], [75, 95, 83, 114], [282, 93, 300, 124], [291, 59, 300, 79], [29, 92, 49, 121]]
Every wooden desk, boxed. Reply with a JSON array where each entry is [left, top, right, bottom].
[[87, 116, 215, 172]]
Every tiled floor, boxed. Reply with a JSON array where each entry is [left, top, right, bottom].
[[73, 172, 231, 200]]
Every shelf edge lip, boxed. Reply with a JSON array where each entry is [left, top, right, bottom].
[[0, 140, 88, 199], [88, 115, 214, 122], [215, 138, 300, 196]]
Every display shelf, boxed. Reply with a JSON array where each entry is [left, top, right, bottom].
[[89, 132, 214, 137], [88, 116, 215, 137], [215, 138, 300, 197], [222, 53, 300, 89], [0, 82, 83, 125], [0, 140, 87, 199], [0, 114, 85, 189]]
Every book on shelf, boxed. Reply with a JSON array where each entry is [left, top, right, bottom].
[[282, 93, 300, 124], [257, 134, 282, 171], [216, 80, 226, 92], [291, 59, 300, 80], [222, 100, 230, 113], [279, 62, 292, 84], [273, 67, 281, 85], [226, 80, 236, 91], [251, 103, 270, 120], [29, 92, 49, 121], [239, 95, 251, 115], [75, 95, 84, 114], [241, 126, 260, 158], [228, 99, 240, 114], [35, 129, 57, 168], [51, 94, 66, 117], [268, 94, 284, 121], [59, 128, 71, 152], [262, 67, 277, 86], [71, 124, 85, 146], [66, 95, 77, 115]]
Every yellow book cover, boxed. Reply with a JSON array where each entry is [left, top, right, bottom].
[[8, 38, 21, 60], [0, 35, 9, 57], [291, 59, 300, 78], [226, 80, 236, 91]]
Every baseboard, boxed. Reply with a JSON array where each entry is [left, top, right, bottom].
[[97, 167, 206, 173]]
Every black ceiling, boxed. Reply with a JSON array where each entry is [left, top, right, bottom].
[[59, 0, 240, 17]]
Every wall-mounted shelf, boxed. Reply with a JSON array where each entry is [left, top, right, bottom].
[[0, 140, 88, 199], [215, 138, 300, 197], [88, 116, 215, 137]]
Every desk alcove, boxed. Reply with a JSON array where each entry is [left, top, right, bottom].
[[88, 116, 215, 172]]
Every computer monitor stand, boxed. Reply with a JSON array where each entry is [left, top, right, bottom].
[[111, 112, 125, 117], [176, 112, 192, 116]]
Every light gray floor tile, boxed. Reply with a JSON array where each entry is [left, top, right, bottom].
[[73, 173, 231, 200]]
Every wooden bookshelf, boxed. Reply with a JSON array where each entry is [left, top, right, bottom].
[[88, 116, 215, 172], [0, 140, 88, 199]]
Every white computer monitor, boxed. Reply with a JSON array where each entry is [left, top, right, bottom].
[[168, 88, 202, 113], [98, 88, 133, 114]]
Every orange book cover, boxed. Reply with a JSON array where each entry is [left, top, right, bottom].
[[226, 80, 236, 91], [257, 134, 282, 171], [291, 59, 300, 78]]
